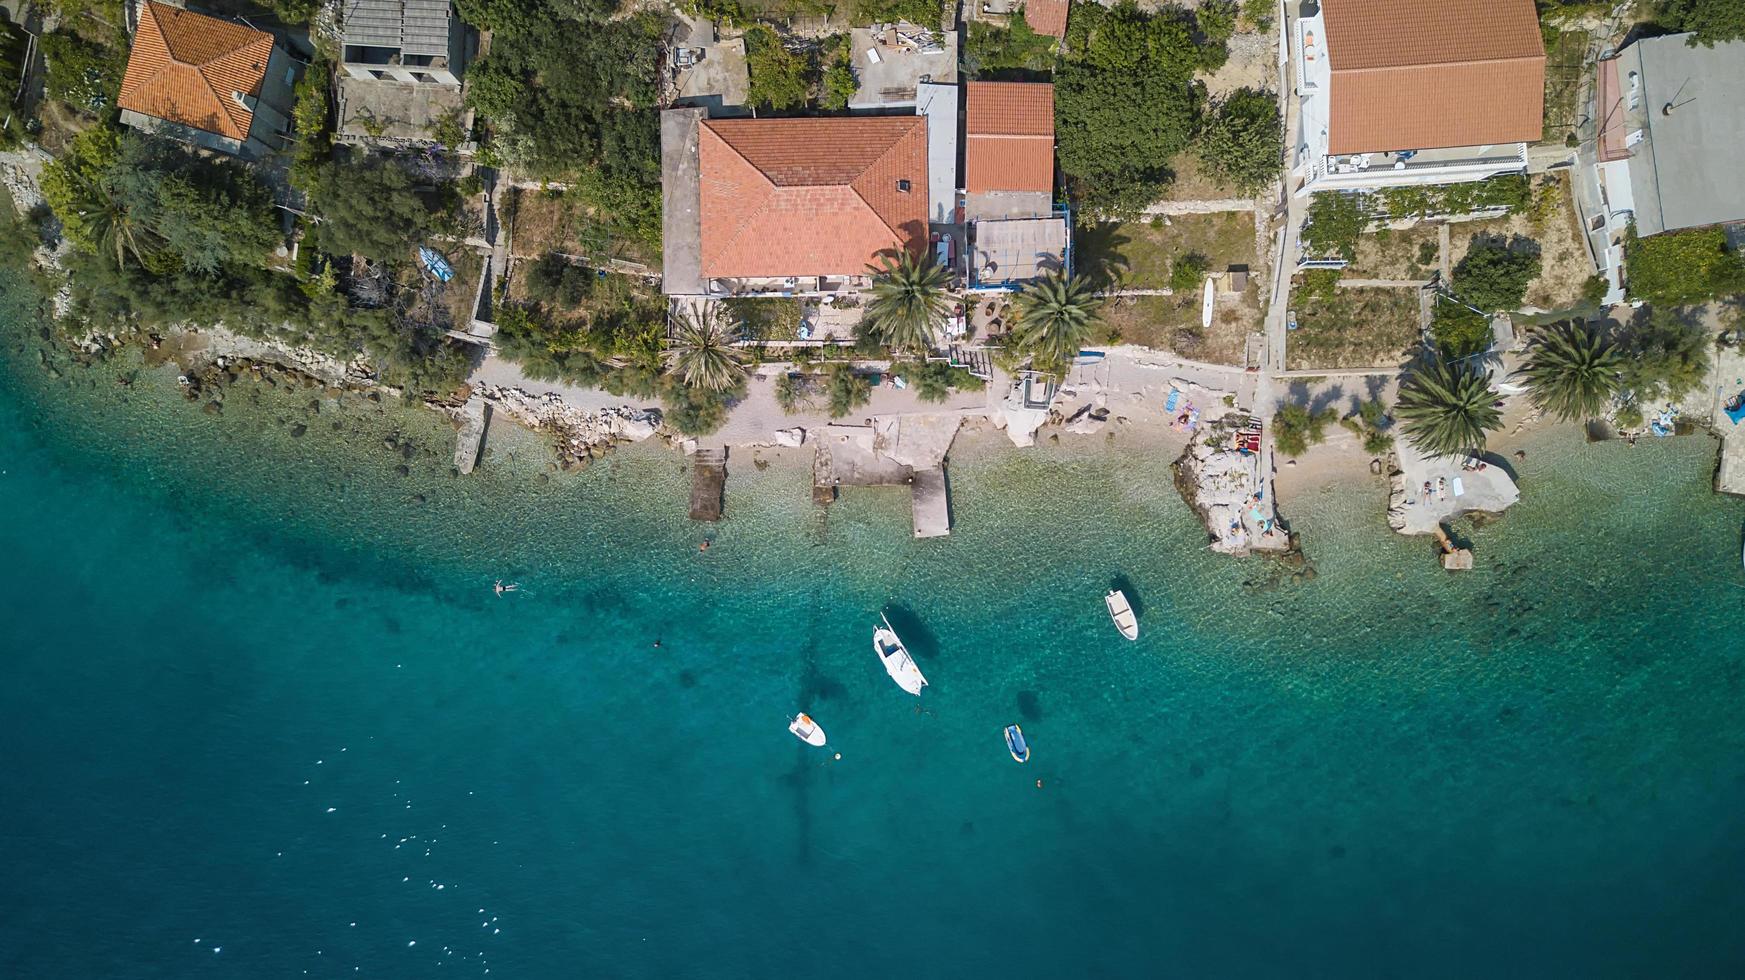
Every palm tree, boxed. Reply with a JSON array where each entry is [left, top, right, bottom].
[[1514, 320, 1621, 422], [1395, 356, 1502, 458], [1011, 271, 1101, 374], [663, 302, 746, 391], [863, 249, 951, 353]]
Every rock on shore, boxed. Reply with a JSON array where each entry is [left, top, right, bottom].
[[470, 382, 661, 467], [1174, 418, 1287, 556]]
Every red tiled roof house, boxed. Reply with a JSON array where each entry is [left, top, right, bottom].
[[661, 108, 929, 296], [961, 81, 1068, 290], [1292, 0, 1544, 193], [119, 1, 299, 159]]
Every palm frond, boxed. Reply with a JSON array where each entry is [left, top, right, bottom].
[[863, 249, 951, 353], [663, 302, 747, 391], [1514, 320, 1621, 422], [1396, 356, 1502, 458]]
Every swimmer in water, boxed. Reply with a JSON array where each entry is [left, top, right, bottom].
[[699, 540, 710, 552], [652, 639, 662, 648], [494, 580, 519, 596]]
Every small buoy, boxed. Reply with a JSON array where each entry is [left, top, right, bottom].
[[833, 753, 841, 760], [1036, 779, 1043, 789]]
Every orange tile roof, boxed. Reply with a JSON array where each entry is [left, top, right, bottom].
[[697, 117, 928, 280], [1595, 56, 1627, 163], [965, 81, 1055, 195], [1023, 0, 1069, 40], [119, 1, 275, 142], [1322, 0, 1545, 155]]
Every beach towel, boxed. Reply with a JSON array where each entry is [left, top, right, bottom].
[[1165, 389, 1182, 413], [1450, 477, 1465, 498]]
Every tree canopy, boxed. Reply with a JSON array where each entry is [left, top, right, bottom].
[[1451, 238, 1541, 312], [1658, 0, 1745, 45], [1056, 2, 1206, 217], [308, 151, 435, 262], [1195, 88, 1283, 194]]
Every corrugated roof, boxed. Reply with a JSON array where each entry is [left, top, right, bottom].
[[697, 117, 928, 280], [119, 1, 274, 142], [1024, 0, 1069, 40], [965, 81, 1054, 195], [344, 0, 453, 59], [1322, 0, 1544, 154]]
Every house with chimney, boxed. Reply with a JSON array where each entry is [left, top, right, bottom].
[[118, 1, 299, 160], [1290, 0, 1544, 194], [962, 80, 1068, 291], [660, 108, 930, 298], [1576, 33, 1745, 303]]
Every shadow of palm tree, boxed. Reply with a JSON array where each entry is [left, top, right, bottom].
[[1076, 221, 1132, 292]]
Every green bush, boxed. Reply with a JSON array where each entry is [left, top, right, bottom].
[[1057, 2, 1204, 217], [1625, 226, 1745, 307], [775, 372, 813, 413], [745, 26, 812, 111], [1273, 402, 1336, 457], [1450, 239, 1541, 312], [1302, 193, 1368, 259], [1297, 268, 1341, 303], [1170, 252, 1209, 293], [827, 363, 871, 417], [1431, 299, 1492, 358], [41, 32, 122, 113], [963, 17, 1057, 76], [1195, 87, 1283, 194], [895, 359, 985, 402], [524, 252, 595, 308]]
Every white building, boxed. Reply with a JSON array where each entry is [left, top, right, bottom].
[[1576, 33, 1745, 304], [1291, 0, 1544, 195]]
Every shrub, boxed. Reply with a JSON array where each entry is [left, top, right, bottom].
[[774, 372, 813, 413], [1302, 192, 1368, 259], [1273, 402, 1336, 458], [1170, 252, 1209, 293], [827, 363, 871, 417], [1297, 268, 1341, 303], [524, 252, 594, 308], [42, 32, 121, 113], [745, 26, 811, 111], [1580, 274, 1609, 306], [1431, 299, 1492, 358], [1451, 238, 1541, 311], [1625, 226, 1745, 307], [1195, 87, 1283, 194]]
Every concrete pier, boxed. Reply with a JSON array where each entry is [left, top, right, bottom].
[[453, 396, 490, 474], [689, 448, 726, 521], [911, 465, 949, 538]]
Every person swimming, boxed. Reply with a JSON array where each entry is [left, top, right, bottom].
[[494, 580, 519, 596]]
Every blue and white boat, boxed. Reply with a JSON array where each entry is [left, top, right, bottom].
[[1004, 724, 1029, 764]]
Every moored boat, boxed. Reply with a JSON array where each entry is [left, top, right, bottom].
[[873, 613, 928, 695], [1004, 724, 1029, 763], [1105, 589, 1138, 641], [788, 712, 827, 746]]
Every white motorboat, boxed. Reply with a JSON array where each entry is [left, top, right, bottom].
[[788, 712, 827, 746], [1105, 589, 1138, 641], [1004, 724, 1030, 764], [873, 614, 928, 695]]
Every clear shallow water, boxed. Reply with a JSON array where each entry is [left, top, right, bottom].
[[2, 282, 1745, 977]]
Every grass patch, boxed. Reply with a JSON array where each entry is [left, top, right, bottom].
[[1541, 27, 1590, 146], [1287, 286, 1420, 370], [1077, 211, 1257, 290], [1346, 226, 1440, 280], [506, 187, 660, 267]]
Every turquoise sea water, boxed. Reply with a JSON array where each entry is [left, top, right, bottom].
[[3, 278, 1745, 977]]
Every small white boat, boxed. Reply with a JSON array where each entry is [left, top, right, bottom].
[[873, 613, 928, 695], [1004, 724, 1029, 764], [1105, 589, 1138, 641], [1200, 276, 1216, 330], [788, 712, 826, 747]]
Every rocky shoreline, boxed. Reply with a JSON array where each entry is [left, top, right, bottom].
[[1173, 416, 1290, 557], [466, 382, 663, 469]]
